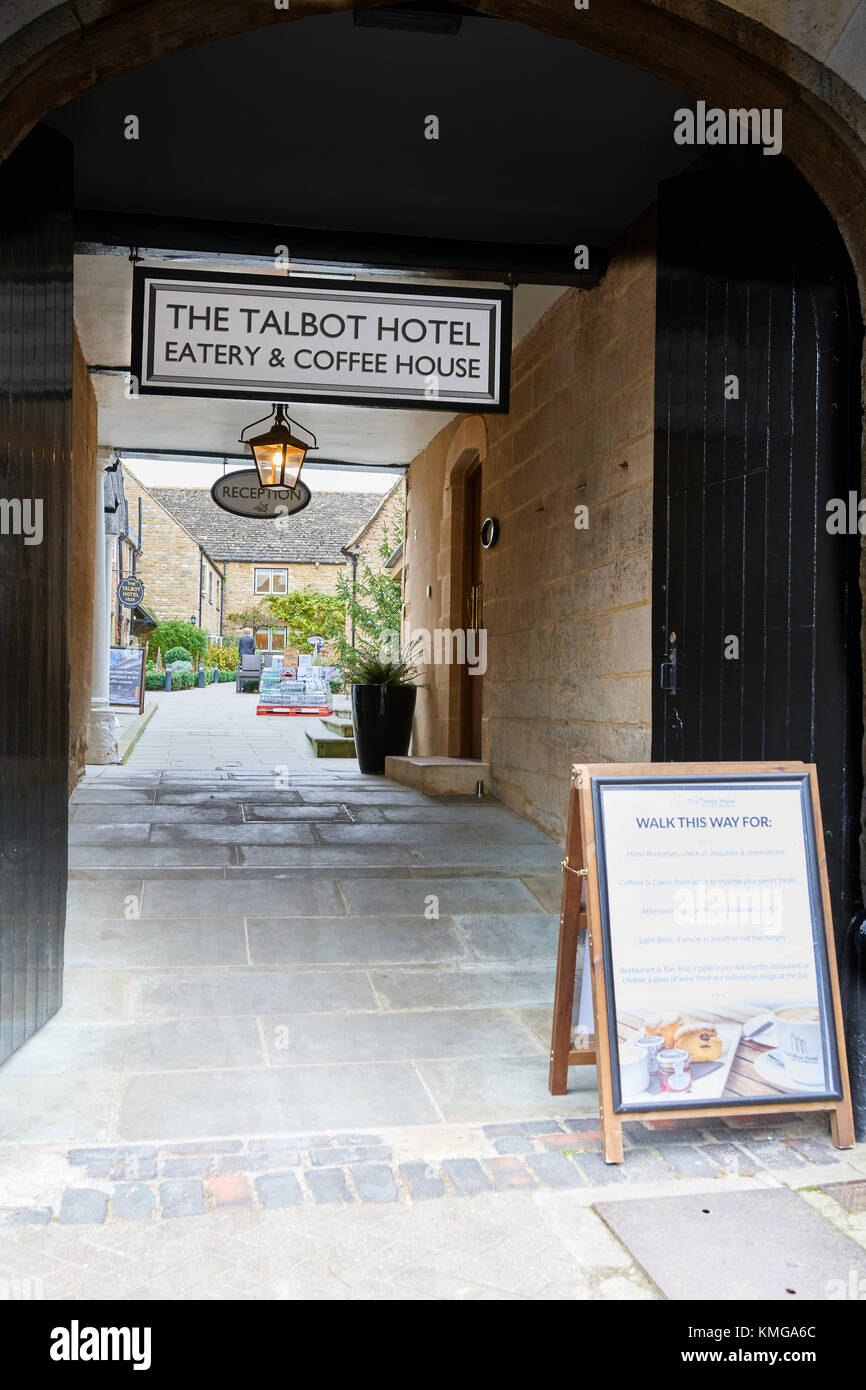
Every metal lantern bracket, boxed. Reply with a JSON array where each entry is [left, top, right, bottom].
[[238, 403, 318, 452]]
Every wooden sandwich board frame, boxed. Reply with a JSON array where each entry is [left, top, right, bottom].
[[549, 762, 855, 1163]]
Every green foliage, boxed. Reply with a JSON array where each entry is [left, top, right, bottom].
[[335, 528, 403, 668], [217, 669, 235, 683], [169, 670, 195, 690], [148, 622, 209, 666], [328, 678, 343, 694], [145, 671, 166, 691], [224, 602, 273, 633], [167, 659, 193, 674], [263, 587, 345, 650], [339, 638, 423, 688], [207, 643, 239, 673], [164, 645, 192, 665]]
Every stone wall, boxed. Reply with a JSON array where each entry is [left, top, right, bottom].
[[403, 213, 655, 839], [222, 559, 345, 631], [68, 329, 97, 794], [123, 472, 219, 634]]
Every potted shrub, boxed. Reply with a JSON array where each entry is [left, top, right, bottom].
[[342, 642, 423, 775]]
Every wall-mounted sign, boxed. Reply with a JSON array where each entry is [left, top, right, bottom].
[[131, 268, 510, 412], [549, 763, 855, 1162], [109, 646, 146, 711], [117, 575, 145, 608], [210, 469, 311, 519]]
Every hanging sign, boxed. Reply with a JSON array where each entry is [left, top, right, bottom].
[[109, 646, 146, 712], [211, 469, 311, 519], [131, 268, 510, 412], [548, 762, 855, 1162], [117, 575, 145, 608]]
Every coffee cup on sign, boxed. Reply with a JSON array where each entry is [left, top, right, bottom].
[[772, 1002, 824, 1088]]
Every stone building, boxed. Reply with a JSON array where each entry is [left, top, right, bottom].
[[122, 473, 224, 636], [130, 481, 388, 651]]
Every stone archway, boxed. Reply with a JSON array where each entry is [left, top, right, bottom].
[[1, 1, 864, 292]]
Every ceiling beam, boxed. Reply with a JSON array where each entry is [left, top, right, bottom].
[[113, 449, 407, 473], [74, 211, 606, 288]]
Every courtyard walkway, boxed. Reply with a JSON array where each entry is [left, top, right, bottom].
[[0, 686, 865, 1300]]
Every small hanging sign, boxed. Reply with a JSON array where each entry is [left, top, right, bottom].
[[210, 469, 311, 519], [117, 575, 145, 608]]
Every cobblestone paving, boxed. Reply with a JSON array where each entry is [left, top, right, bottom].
[[2, 1113, 862, 1229]]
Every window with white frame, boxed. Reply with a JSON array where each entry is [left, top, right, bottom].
[[254, 628, 287, 652], [254, 567, 288, 595]]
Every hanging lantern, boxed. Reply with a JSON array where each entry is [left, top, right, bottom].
[[240, 403, 316, 489]]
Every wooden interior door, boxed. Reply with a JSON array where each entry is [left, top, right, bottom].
[[462, 464, 483, 759]]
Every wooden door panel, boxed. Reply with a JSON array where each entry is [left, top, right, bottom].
[[652, 166, 863, 945]]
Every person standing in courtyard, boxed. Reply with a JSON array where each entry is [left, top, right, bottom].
[[238, 627, 256, 657]]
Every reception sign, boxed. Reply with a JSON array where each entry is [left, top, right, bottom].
[[548, 763, 854, 1162], [109, 647, 146, 711], [131, 268, 511, 412], [211, 469, 311, 519]]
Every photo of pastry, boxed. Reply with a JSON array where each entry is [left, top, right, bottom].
[[615, 999, 827, 1105]]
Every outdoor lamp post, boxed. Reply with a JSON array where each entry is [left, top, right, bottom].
[[239, 403, 316, 489]]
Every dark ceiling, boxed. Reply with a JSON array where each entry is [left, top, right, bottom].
[[46, 6, 694, 248]]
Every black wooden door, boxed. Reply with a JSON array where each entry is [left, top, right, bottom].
[[0, 127, 73, 1065], [652, 166, 863, 948]]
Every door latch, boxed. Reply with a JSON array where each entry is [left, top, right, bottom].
[[660, 630, 678, 694]]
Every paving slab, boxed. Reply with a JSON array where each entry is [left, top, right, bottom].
[[454, 913, 560, 959], [140, 877, 344, 918], [595, 1188, 866, 1300], [246, 916, 469, 965], [368, 964, 555, 1011], [126, 969, 377, 1019], [65, 920, 248, 969], [340, 876, 544, 917], [115, 1063, 440, 1139], [261, 1008, 543, 1064]]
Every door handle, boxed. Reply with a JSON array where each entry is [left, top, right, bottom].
[[660, 631, 678, 693]]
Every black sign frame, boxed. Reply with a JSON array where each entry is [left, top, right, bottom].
[[130, 267, 512, 413], [109, 646, 146, 712]]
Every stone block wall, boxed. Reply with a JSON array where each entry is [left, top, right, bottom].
[[68, 329, 97, 794], [403, 212, 656, 839], [123, 473, 212, 631], [222, 559, 345, 628]]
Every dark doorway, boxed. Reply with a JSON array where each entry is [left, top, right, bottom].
[[0, 127, 73, 1064], [462, 463, 484, 760], [652, 163, 864, 947]]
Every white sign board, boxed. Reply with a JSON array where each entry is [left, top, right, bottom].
[[132, 269, 510, 411], [593, 774, 842, 1110]]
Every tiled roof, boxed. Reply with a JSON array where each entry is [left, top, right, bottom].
[[147, 486, 386, 564]]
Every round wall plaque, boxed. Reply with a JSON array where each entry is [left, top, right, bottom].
[[480, 516, 500, 550]]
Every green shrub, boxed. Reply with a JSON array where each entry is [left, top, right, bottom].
[[164, 645, 192, 665], [217, 669, 235, 683], [328, 678, 342, 693], [171, 670, 195, 690], [208, 643, 239, 673], [148, 622, 209, 666], [145, 671, 165, 690], [167, 659, 193, 674]]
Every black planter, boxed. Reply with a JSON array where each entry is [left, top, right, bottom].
[[351, 683, 417, 775], [841, 908, 866, 1140]]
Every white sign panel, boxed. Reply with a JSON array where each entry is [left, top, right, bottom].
[[132, 269, 510, 411], [593, 775, 841, 1110]]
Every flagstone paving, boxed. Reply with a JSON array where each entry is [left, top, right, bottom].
[[1, 692, 864, 1299]]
